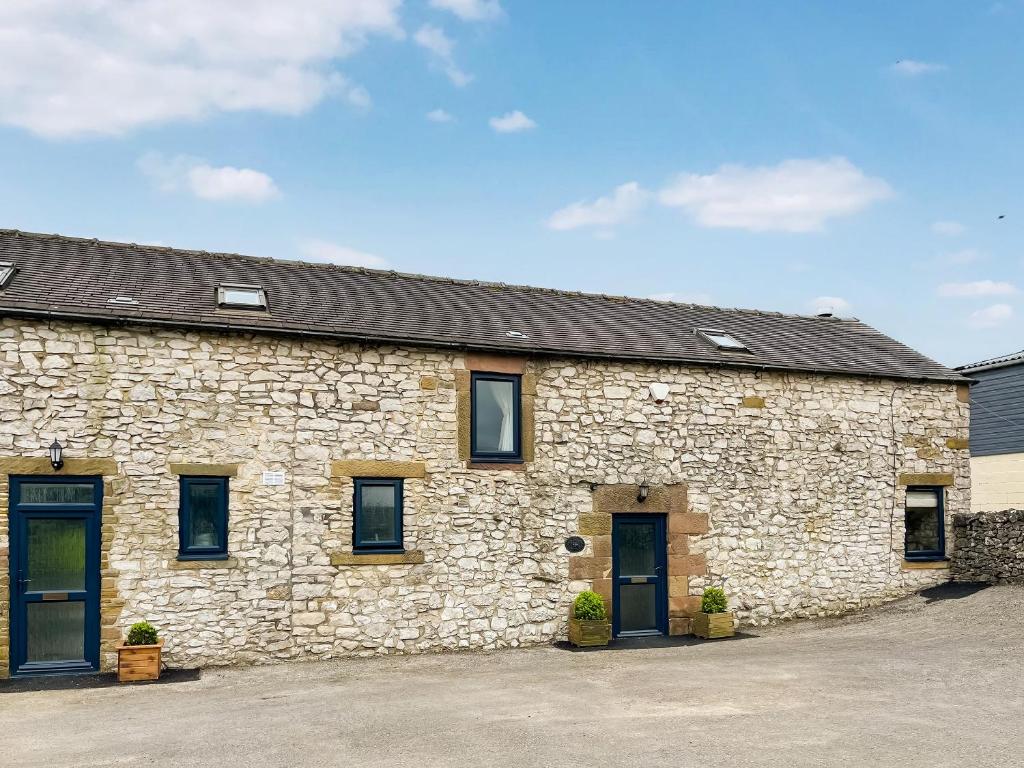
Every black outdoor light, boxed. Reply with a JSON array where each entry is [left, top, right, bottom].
[[637, 479, 649, 503], [48, 439, 64, 471]]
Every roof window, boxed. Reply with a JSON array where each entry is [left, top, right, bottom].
[[696, 328, 748, 351], [0, 261, 15, 287], [107, 296, 139, 306], [218, 283, 267, 310]]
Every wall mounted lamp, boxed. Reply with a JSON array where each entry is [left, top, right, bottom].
[[637, 479, 649, 503], [48, 439, 64, 471]]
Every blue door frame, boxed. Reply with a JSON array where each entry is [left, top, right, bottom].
[[612, 514, 668, 637], [8, 476, 103, 676]]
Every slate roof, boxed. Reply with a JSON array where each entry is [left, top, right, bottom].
[[956, 350, 1024, 374], [0, 229, 964, 382]]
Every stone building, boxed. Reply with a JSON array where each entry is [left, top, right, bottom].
[[0, 230, 968, 677]]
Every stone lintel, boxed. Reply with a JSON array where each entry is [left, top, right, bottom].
[[945, 438, 969, 450], [591, 484, 687, 515], [741, 396, 766, 409], [331, 551, 425, 566], [169, 463, 240, 477], [898, 473, 954, 486], [463, 353, 528, 375], [0, 456, 118, 476], [331, 460, 426, 479]]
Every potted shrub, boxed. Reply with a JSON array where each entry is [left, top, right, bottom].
[[116, 621, 163, 682], [568, 590, 611, 647], [692, 586, 735, 639]]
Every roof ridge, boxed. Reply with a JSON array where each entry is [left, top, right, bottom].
[[0, 227, 854, 325]]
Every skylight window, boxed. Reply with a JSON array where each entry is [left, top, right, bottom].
[[218, 283, 267, 310], [0, 261, 15, 287], [696, 328, 748, 351]]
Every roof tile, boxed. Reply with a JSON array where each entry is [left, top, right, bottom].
[[0, 229, 963, 382]]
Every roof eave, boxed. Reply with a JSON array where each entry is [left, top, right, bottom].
[[0, 304, 969, 385]]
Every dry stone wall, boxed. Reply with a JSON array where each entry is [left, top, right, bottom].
[[0, 318, 969, 672], [952, 509, 1024, 582]]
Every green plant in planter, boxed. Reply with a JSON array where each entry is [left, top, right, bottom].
[[572, 590, 607, 621], [125, 621, 159, 646], [700, 587, 728, 614]]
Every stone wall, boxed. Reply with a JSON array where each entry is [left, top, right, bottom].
[[0, 317, 969, 674], [952, 509, 1024, 582]]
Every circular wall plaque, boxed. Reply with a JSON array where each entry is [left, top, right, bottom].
[[564, 536, 586, 553]]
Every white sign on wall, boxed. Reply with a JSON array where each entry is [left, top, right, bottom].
[[261, 471, 286, 486]]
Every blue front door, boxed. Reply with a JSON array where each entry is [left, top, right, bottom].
[[9, 476, 103, 675], [612, 514, 668, 637]]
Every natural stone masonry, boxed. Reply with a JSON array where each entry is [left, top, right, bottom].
[[574, 483, 706, 635], [952, 509, 1024, 582], [0, 318, 968, 675]]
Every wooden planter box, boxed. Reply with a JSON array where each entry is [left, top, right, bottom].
[[568, 617, 611, 647], [116, 640, 163, 682], [692, 611, 735, 639]]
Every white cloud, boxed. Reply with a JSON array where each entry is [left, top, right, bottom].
[[937, 280, 1017, 298], [809, 296, 852, 315], [414, 24, 472, 87], [489, 110, 536, 133], [890, 59, 948, 76], [429, 0, 503, 21], [0, 1, 399, 137], [138, 153, 279, 202], [547, 182, 648, 231], [299, 239, 389, 268], [932, 220, 965, 236], [969, 303, 1014, 329], [942, 248, 984, 266], [648, 292, 713, 306], [658, 157, 891, 232], [187, 165, 280, 203], [426, 108, 455, 123]]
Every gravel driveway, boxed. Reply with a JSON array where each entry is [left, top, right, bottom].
[[3, 583, 1022, 768]]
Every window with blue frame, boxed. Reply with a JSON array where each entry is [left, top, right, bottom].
[[353, 478, 404, 553], [178, 476, 229, 560], [905, 486, 945, 560], [470, 372, 522, 462]]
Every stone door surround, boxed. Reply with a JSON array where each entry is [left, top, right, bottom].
[[571, 483, 708, 636]]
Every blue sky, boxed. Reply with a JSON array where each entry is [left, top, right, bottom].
[[0, 1, 1021, 367]]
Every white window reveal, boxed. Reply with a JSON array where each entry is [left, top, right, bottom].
[[696, 328, 748, 351], [0, 261, 15, 287], [218, 283, 268, 310]]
